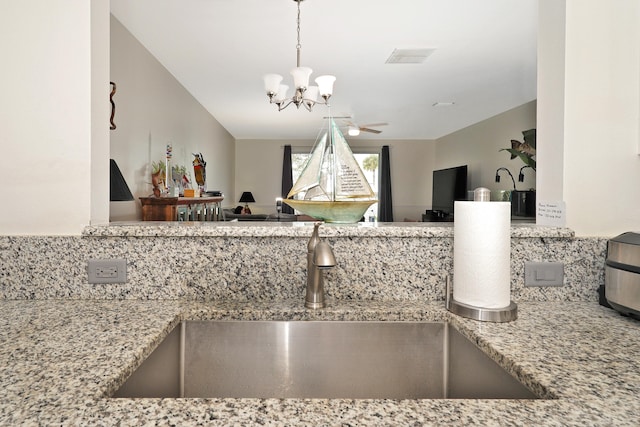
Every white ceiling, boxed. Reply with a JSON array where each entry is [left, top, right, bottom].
[[110, 0, 538, 141]]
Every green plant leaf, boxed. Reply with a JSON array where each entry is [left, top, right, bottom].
[[500, 149, 536, 170], [522, 129, 536, 149], [517, 153, 536, 170]]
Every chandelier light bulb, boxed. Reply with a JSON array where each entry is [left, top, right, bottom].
[[274, 85, 289, 103], [290, 67, 313, 91], [264, 74, 283, 96], [315, 75, 336, 98]]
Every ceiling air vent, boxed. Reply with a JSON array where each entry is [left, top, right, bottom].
[[385, 48, 436, 64]]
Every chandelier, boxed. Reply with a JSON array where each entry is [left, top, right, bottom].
[[263, 0, 336, 112]]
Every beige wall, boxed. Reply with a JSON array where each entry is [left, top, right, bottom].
[[382, 139, 435, 220], [0, 0, 108, 235], [91, 0, 111, 227], [561, 0, 640, 236], [109, 15, 235, 221], [536, 0, 566, 206], [235, 138, 435, 221], [234, 139, 289, 213], [435, 101, 537, 195]]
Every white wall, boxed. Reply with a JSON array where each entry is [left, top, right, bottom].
[[91, 0, 111, 227], [536, 0, 566, 205], [235, 138, 435, 221], [0, 0, 108, 235], [109, 16, 235, 221], [562, 0, 640, 236], [435, 101, 537, 195]]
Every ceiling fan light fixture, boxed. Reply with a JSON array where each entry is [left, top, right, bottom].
[[348, 126, 360, 136], [264, 0, 334, 112]]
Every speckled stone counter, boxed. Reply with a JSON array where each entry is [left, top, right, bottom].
[[82, 221, 574, 239], [0, 223, 624, 425], [0, 222, 607, 302], [1, 299, 638, 426]]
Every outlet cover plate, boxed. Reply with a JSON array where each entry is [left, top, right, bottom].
[[524, 261, 564, 287], [88, 259, 127, 284]]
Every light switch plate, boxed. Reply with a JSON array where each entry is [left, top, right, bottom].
[[524, 261, 564, 287]]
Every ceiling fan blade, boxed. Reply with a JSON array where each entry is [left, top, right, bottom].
[[360, 127, 382, 134], [360, 122, 388, 128]]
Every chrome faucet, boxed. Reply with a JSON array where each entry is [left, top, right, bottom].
[[305, 222, 336, 309]]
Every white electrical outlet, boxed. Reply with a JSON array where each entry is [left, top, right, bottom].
[[524, 261, 564, 287], [88, 259, 127, 284]]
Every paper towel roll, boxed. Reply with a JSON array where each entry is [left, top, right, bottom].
[[453, 201, 511, 308]]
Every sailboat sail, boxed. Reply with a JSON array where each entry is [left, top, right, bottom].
[[287, 119, 375, 202], [331, 121, 374, 199], [287, 133, 327, 198]]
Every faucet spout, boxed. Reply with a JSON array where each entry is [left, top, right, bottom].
[[305, 223, 335, 309]]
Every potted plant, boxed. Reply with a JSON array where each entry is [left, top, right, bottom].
[[500, 129, 536, 217]]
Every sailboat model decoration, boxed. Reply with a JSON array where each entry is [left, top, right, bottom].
[[284, 118, 377, 223]]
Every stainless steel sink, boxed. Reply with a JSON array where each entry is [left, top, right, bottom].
[[113, 321, 539, 399]]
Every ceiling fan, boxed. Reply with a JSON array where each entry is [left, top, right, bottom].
[[324, 116, 388, 136]]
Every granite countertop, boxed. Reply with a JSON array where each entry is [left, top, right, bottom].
[[1, 299, 638, 426], [83, 221, 575, 238]]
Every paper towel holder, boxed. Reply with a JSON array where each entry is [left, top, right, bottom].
[[445, 276, 518, 322]]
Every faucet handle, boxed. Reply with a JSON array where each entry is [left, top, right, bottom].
[[308, 222, 321, 251], [313, 241, 336, 269]]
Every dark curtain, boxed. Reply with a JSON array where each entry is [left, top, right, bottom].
[[281, 145, 294, 214], [378, 145, 394, 222]]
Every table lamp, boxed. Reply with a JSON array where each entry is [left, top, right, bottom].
[[239, 192, 255, 214], [110, 159, 134, 201]]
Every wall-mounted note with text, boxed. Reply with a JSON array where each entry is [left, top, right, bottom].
[[537, 201, 566, 227]]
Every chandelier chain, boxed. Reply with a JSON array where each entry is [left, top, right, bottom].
[[296, 1, 301, 50], [295, 0, 302, 67]]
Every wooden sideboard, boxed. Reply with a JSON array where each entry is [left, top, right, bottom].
[[140, 196, 224, 221]]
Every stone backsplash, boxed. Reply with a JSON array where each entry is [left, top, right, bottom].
[[0, 223, 607, 302]]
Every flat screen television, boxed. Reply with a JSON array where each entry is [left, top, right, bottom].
[[431, 165, 468, 218]]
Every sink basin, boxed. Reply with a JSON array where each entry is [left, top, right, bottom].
[[113, 321, 539, 399]]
